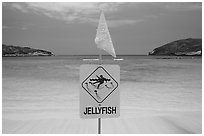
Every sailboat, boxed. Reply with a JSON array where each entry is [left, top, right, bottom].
[[95, 11, 123, 61], [83, 10, 123, 61], [95, 10, 116, 58]]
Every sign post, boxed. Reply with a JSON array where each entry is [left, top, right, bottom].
[[80, 64, 120, 133], [98, 50, 102, 134], [98, 117, 101, 134]]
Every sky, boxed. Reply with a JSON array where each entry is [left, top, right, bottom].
[[2, 2, 202, 55]]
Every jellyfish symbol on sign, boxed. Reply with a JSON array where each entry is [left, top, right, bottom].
[[84, 74, 115, 101], [90, 75, 110, 89]]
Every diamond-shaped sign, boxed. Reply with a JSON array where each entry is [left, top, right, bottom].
[[80, 65, 120, 119], [81, 66, 118, 103]]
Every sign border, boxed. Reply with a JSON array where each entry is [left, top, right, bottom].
[[81, 66, 119, 103]]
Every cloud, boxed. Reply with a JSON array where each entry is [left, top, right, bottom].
[[6, 3, 28, 13], [25, 2, 126, 24], [159, 2, 202, 11], [2, 23, 34, 30], [4, 2, 200, 27], [107, 19, 144, 27], [20, 23, 34, 30], [3, 2, 140, 27], [2, 25, 11, 29], [132, 2, 202, 11]]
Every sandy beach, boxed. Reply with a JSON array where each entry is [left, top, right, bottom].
[[2, 111, 201, 134], [2, 56, 202, 134]]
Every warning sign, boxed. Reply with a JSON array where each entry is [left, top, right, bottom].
[[81, 66, 118, 103], [80, 65, 120, 119]]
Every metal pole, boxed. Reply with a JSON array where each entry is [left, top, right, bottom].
[[99, 49, 102, 65], [98, 118, 101, 134], [98, 49, 102, 134]]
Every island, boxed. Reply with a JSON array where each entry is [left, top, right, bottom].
[[2, 44, 54, 57], [149, 38, 202, 56]]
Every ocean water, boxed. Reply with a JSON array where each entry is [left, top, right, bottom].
[[2, 55, 202, 121]]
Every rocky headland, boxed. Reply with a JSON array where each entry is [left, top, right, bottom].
[[2, 44, 54, 57], [149, 38, 202, 56]]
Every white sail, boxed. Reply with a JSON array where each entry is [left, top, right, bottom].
[[95, 11, 116, 58]]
